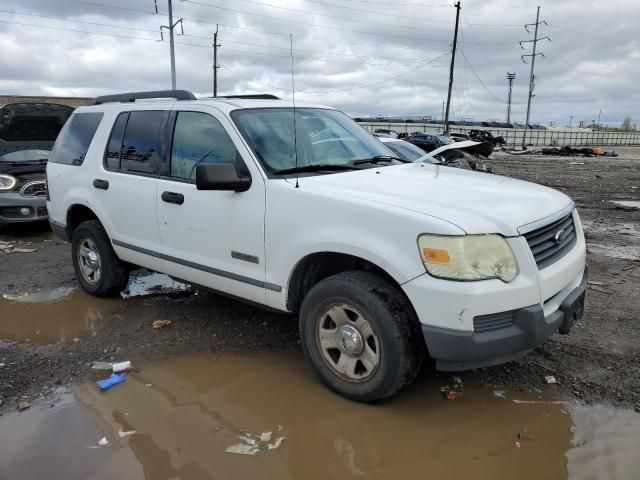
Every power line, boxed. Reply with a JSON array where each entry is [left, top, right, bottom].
[[0, 10, 449, 64], [64, 0, 451, 43], [0, 8, 158, 33], [339, 0, 452, 6], [183, 0, 523, 31], [0, 7, 452, 59], [60, 0, 520, 45], [178, 40, 450, 66], [182, 0, 455, 33], [457, 48, 507, 103], [0, 18, 160, 42], [221, 52, 450, 94]]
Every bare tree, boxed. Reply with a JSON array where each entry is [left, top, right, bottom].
[[620, 116, 636, 132]]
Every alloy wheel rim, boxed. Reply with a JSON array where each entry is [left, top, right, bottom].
[[78, 238, 101, 284], [316, 304, 380, 382]]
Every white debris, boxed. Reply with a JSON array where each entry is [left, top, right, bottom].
[[493, 390, 506, 399], [91, 360, 132, 372], [0, 241, 36, 254], [544, 375, 557, 384], [98, 437, 110, 446], [611, 200, 640, 211], [117, 428, 137, 438], [225, 430, 286, 456], [121, 272, 190, 298], [225, 444, 259, 455]]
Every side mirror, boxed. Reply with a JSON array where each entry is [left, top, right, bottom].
[[195, 163, 251, 192]]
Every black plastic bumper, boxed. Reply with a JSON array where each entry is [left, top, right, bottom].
[[423, 266, 588, 372], [49, 219, 69, 241]]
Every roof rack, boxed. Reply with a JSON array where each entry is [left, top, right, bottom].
[[215, 94, 280, 100], [89, 90, 197, 105]]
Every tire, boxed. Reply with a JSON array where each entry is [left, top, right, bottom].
[[299, 271, 425, 403], [71, 220, 129, 297]]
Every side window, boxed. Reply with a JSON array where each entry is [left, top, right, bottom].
[[170, 111, 238, 181], [120, 111, 165, 175], [49, 112, 103, 166], [105, 112, 128, 171]]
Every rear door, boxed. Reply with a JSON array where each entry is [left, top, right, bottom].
[[155, 107, 268, 305], [97, 109, 167, 256]]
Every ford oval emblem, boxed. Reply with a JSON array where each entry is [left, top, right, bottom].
[[554, 229, 567, 244]]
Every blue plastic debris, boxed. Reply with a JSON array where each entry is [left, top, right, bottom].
[[96, 372, 126, 392]]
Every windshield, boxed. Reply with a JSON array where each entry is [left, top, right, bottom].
[[0, 149, 50, 162], [232, 108, 395, 175], [383, 140, 427, 162]]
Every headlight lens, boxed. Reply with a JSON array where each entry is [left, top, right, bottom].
[[0, 174, 18, 191], [418, 234, 518, 282]]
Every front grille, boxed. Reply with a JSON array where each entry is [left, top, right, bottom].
[[474, 311, 515, 332], [19, 180, 47, 198], [524, 212, 577, 269], [36, 206, 48, 217]]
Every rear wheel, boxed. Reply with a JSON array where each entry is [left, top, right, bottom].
[[71, 220, 128, 297], [299, 271, 424, 402]]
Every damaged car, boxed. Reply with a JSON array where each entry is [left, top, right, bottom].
[[0, 102, 74, 226], [0, 149, 50, 226]]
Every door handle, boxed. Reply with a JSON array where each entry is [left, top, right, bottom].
[[93, 179, 109, 190], [161, 191, 184, 205]]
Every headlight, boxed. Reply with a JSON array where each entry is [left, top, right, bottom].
[[418, 234, 518, 282], [0, 174, 18, 191]]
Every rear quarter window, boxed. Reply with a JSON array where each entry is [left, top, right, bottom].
[[49, 112, 103, 166]]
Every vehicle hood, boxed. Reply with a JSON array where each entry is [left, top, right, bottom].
[[416, 140, 480, 162], [300, 163, 573, 236]]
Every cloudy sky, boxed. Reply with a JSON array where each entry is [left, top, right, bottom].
[[1, 0, 638, 126]]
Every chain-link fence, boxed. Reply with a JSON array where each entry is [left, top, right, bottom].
[[360, 122, 640, 147]]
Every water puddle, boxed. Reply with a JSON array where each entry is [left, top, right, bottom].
[[1, 352, 638, 479], [0, 289, 120, 344], [0, 272, 190, 344]]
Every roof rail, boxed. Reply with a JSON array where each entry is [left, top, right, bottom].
[[215, 94, 280, 100], [89, 90, 197, 105]]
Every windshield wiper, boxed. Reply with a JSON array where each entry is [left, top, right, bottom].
[[272, 164, 362, 175], [350, 155, 411, 165]]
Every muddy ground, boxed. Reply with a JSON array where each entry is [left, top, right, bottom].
[[1, 147, 639, 416]]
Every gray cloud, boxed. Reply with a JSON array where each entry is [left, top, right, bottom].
[[1, 0, 638, 126]]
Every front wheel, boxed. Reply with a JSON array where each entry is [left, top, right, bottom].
[[299, 271, 424, 403], [71, 220, 129, 297]]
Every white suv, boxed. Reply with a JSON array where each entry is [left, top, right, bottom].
[[47, 90, 587, 402]]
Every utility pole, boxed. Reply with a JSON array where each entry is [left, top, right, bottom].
[[159, 0, 183, 90], [520, 6, 549, 149], [506, 72, 516, 124], [443, 1, 461, 136], [213, 24, 220, 97]]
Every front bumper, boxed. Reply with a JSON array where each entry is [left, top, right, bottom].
[[421, 266, 588, 371], [0, 193, 48, 225]]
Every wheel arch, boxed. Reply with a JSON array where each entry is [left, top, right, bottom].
[[286, 251, 412, 314], [65, 204, 102, 239]]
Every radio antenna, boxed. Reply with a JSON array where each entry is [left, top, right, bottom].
[[289, 34, 299, 188]]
